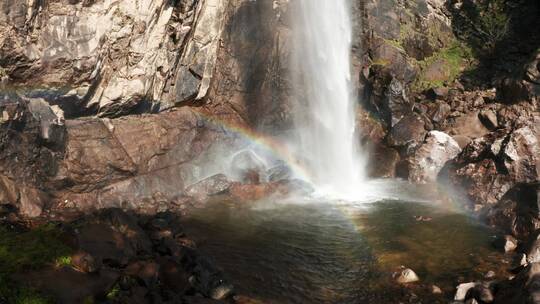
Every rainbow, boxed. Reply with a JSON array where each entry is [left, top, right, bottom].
[[192, 108, 315, 184]]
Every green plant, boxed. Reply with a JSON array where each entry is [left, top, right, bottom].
[[412, 43, 474, 92], [455, 0, 510, 54], [0, 224, 73, 273], [55, 255, 72, 268]]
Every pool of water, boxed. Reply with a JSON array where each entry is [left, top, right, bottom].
[[182, 181, 503, 303]]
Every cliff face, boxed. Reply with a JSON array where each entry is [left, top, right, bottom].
[[0, 0, 292, 216], [0, 0, 225, 116]]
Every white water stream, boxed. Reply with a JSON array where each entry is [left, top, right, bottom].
[[291, 0, 366, 199]]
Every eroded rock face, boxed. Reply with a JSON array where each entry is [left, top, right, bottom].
[[0, 0, 228, 117]]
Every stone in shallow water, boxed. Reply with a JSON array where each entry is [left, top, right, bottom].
[[395, 268, 419, 284], [455, 282, 476, 301]]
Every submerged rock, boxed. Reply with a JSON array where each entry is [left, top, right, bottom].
[[394, 268, 420, 284], [455, 282, 476, 301]]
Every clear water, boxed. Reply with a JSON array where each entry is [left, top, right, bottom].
[[290, 0, 366, 199], [183, 182, 503, 303]]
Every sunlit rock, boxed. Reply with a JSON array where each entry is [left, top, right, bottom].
[[409, 131, 461, 183]]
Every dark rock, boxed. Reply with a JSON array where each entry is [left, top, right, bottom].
[[387, 113, 426, 149], [71, 251, 101, 273], [427, 100, 451, 123], [22, 267, 120, 304], [368, 144, 400, 178], [158, 258, 190, 294], [427, 87, 449, 100], [125, 260, 160, 287], [386, 78, 414, 127]]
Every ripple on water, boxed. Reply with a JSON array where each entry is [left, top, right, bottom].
[[183, 186, 503, 304]]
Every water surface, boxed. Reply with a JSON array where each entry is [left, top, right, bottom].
[[183, 182, 503, 303]]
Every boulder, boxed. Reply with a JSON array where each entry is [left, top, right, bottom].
[[185, 174, 232, 201], [446, 111, 490, 140], [409, 131, 461, 183], [387, 113, 426, 149], [230, 150, 268, 183], [368, 144, 400, 178]]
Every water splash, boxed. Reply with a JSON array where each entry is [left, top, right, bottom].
[[291, 0, 366, 199]]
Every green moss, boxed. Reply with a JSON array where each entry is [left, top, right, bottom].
[[383, 38, 405, 51], [371, 58, 391, 67], [0, 276, 54, 304], [55, 256, 72, 268], [412, 43, 474, 92], [0, 224, 73, 274], [0, 224, 73, 304], [106, 284, 121, 300]]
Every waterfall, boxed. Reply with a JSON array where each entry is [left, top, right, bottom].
[[291, 0, 366, 199]]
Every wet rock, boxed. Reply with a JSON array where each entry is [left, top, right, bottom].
[[22, 267, 120, 304], [368, 144, 400, 178], [505, 235, 519, 253], [394, 268, 420, 284], [486, 184, 540, 239], [229, 183, 284, 202], [185, 174, 232, 201], [409, 131, 461, 183], [71, 251, 100, 273], [125, 260, 160, 287], [158, 258, 190, 294], [266, 165, 292, 182], [230, 150, 267, 183], [485, 271, 496, 279], [233, 295, 266, 304], [356, 107, 387, 144], [455, 282, 476, 301], [76, 209, 152, 267], [470, 283, 494, 303]]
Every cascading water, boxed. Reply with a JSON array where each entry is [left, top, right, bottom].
[[291, 0, 366, 199]]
